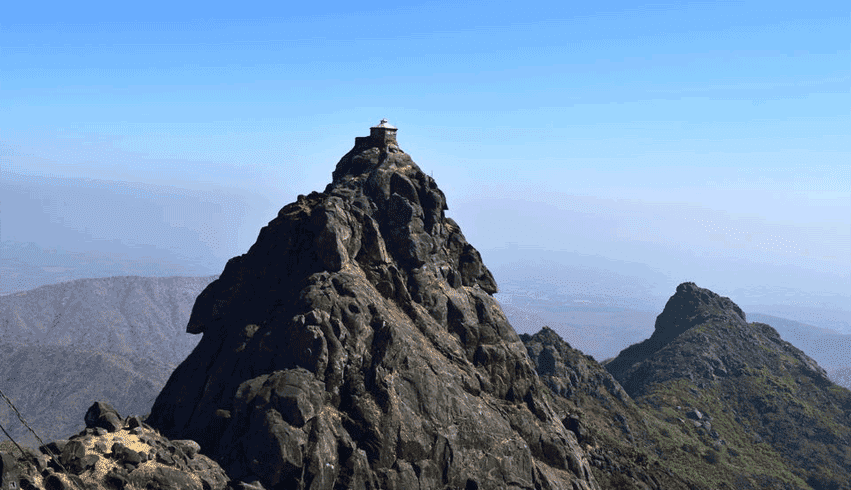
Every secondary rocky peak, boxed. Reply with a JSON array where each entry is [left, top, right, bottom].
[[147, 122, 600, 490], [524, 325, 563, 347], [651, 282, 746, 344], [604, 286, 851, 488], [604, 282, 753, 397]]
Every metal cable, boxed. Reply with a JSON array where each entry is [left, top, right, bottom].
[[0, 418, 29, 461], [0, 386, 77, 483]]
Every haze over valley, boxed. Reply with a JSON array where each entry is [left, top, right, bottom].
[[1, 3, 848, 487]]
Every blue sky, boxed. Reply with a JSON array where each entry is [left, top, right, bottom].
[[2, 1, 849, 316]]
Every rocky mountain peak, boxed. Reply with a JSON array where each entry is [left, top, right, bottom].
[[525, 325, 563, 346], [604, 283, 851, 488], [605, 282, 771, 398], [650, 282, 746, 344], [146, 122, 600, 490]]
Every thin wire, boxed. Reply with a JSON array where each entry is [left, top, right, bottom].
[[0, 388, 50, 452], [0, 386, 75, 480], [0, 418, 29, 460]]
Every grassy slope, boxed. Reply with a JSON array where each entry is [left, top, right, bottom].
[[525, 323, 851, 490]]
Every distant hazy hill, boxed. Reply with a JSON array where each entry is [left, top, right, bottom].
[[0, 275, 216, 446], [498, 300, 658, 362]]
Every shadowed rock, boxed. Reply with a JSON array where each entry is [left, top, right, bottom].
[[146, 122, 600, 490], [522, 326, 629, 404], [84, 402, 123, 433]]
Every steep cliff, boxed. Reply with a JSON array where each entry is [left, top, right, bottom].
[[146, 122, 600, 490]]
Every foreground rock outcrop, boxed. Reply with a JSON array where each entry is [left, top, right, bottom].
[[1, 401, 229, 490], [145, 121, 600, 489]]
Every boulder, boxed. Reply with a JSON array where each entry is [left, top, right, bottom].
[[111, 442, 144, 467], [59, 440, 99, 474], [38, 440, 68, 461], [5, 412, 231, 490], [44, 473, 74, 490], [125, 416, 144, 430], [173, 440, 201, 459], [84, 401, 123, 433], [686, 408, 703, 421], [128, 465, 202, 490], [22, 447, 49, 472]]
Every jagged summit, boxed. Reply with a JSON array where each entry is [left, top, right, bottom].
[[604, 282, 851, 488], [605, 282, 816, 395], [604, 282, 754, 395], [147, 122, 600, 490], [651, 282, 746, 343]]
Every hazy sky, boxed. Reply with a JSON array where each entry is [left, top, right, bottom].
[[2, 1, 849, 312]]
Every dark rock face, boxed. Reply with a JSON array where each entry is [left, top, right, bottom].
[[146, 125, 600, 489], [84, 402, 123, 433], [522, 326, 629, 406], [605, 282, 829, 397]]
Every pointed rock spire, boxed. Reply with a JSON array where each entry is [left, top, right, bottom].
[[146, 123, 600, 490]]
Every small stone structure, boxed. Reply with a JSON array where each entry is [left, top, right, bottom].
[[355, 118, 398, 149]]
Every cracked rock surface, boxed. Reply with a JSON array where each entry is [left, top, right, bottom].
[[145, 127, 600, 490]]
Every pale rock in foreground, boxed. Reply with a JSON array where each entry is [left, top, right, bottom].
[[1, 401, 230, 490]]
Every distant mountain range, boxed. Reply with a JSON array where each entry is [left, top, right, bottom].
[[1, 124, 850, 488], [493, 282, 851, 390], [0, 275, 215, 447], [0, 271, 848, 452]]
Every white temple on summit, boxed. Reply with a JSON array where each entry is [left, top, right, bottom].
[[369, 119, 398, 146]]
